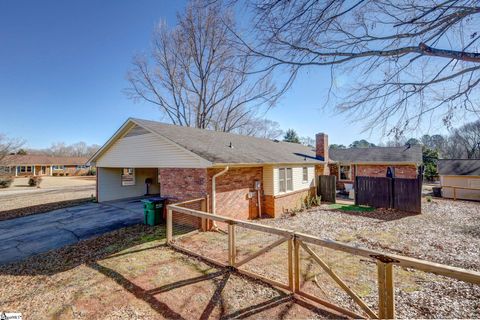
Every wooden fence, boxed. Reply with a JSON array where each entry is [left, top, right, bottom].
[[167, 199, 480, 319], [355, 176, 422, 213], [317, 175, 336, 203]]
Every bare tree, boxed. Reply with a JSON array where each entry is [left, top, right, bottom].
[[126, 0, 277, 133], [450, 120, 480, 158], [236, 118, 283, 139], [240, 0, 480, 137], [0, 134, 23, 164]]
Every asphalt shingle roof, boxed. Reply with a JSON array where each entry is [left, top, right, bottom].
[[329, 145, 422, 164], [133, 118, 323, 165], [438, 159, 480, 176], [1, 155, 89, 166]]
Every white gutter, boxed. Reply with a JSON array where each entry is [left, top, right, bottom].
[[212, 166, 229, 224]]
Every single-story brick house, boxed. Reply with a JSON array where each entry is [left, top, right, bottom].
[[89, 118, 332, 219], [89, 118, 423, 220], [0, 155, 91, 176], [438, 159, 480, 201], [328, 146, 423, 190]]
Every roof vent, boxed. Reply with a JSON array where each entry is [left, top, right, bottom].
[[229, 142, 233, 148], [273, 139, 280, 143]]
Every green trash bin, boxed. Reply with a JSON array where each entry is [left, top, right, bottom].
[[141, 198, 166, 226]]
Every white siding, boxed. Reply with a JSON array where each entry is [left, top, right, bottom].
[[97, 167, 161, 202], [272, 165, 315, 196], [96, 130, 211, 168], [263, 166, 274, 195], [440, 175, 480, 201]]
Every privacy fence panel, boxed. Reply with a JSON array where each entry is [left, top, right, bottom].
[[393, 178, 421, 213], [318, 175, 336, 203], [355, 176, 422, 213], [355, 176, 392, 209]]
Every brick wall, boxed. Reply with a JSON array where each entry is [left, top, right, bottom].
[[158, 168, 208, 202], [356, 164, 418, 178], [264, 187, 315, 218], [207, 167, 262, 220]]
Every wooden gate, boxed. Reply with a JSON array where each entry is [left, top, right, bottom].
[[355, 176, 422, 213], [317, 175, 336, 203], [393, 178, 422, 213]]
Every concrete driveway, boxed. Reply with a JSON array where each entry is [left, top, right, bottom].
[[0, 198, 147, 265]]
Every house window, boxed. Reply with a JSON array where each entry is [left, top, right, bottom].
[[17, 166, 33, 173], [52, 165, 65, 170], [121, 168, 135, 186], [278, 168, 294, 193], [339, 165, 351, 180], [76, 165, 89, 169], [279, 168, 285, 192], [302, 167, 308, 182]]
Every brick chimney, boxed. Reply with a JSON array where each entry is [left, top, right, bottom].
[[316, 133, 329, 161]]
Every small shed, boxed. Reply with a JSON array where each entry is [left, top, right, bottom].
[[438, 159, 480, 201]]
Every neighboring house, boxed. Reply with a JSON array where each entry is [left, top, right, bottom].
[[438, 159, 480, 201], [328, 146, 423, 190], [89, 118, 331, 219], [0, 155, 91, 176]]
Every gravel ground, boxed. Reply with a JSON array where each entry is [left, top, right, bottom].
[[0, 176, 95, 213], [259, 198, 480, 318]]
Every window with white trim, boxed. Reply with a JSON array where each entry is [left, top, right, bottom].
[[302, 167, 308, 182], [17, 166, 33, 173], [278, 168, 293, 192], [52, 165, 65, 170], [339, 165, 351, 180]]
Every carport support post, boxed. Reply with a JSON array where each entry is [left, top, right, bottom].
[[166, 207, 173, 244]]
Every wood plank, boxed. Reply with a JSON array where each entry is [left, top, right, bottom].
[[235, 237, 288, 268], [296, 232, 480, 285], [166, 208, 173, 243], [300, 241, 378, 319], [294, 238, 300, 293], [168, 204, 294, 237], [228, 223, 236, 266], [288, 238, 293, 291], [377, 262, 387, 319], [385, 263, 395, 319]]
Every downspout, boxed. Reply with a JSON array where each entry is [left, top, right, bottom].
[[211, 166, 229, 229]]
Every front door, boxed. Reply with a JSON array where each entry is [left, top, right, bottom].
[[41, 166, 47, 175]]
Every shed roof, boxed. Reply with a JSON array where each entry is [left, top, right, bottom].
[[130, 118, 323, 165], [438, 159, 480, 176], [329, 145, 422, 164], [1, 155, 89, 166]]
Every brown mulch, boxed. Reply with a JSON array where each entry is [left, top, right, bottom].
[[0, 198, 93, 222]]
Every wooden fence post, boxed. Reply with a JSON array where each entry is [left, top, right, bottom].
[[288, 237, 294, 291], [228, 223, 236, 266], [167, 207, 173, 244], [377, 261, 395, 319], [294, 238, 300, 293], [200, 198, 207, 231]]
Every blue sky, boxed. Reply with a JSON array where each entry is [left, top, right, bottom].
[[0, 1, 449, 149]]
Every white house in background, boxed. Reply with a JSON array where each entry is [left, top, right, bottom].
[[438, 159, 480, 201]]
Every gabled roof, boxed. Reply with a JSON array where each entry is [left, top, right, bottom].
[[1, 155, 89, 166], [90, 118, 324, 166], [438, 159, 480, 176], [329, 145, 422, 164]]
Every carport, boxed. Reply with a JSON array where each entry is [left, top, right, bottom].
[[89, 119, 211, 203], [97, 167, 160, 202]]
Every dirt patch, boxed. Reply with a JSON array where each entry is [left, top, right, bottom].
[[0, 224, 344, 319], [0, 198, 93, 221]]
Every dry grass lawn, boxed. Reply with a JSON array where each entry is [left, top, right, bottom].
[[0, 225, 344, 319]]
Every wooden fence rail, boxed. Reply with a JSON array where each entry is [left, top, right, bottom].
[[167, 199, 480, 319]]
